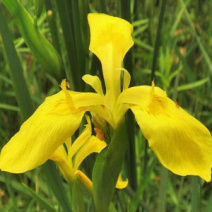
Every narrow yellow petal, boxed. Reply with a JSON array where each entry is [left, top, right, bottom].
[[0, 91, 84, 173], [117, 85, 166, 107], [49, 144, 68, 163], [128, 86, 212, 181], [73, 136, 107, 170], [88, 13, 134, 103], [115, 174, 128, 189], [68, 117, 92, 161], [82, 74, 104, 95], [121, 68, 131, 91], [64, 137, 72, 150], [75, 170, 93, 193], [50, 144, 75, 182]]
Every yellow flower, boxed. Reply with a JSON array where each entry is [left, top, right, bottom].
[[0, 13, 212, 182], [48, 116, 127, 190]]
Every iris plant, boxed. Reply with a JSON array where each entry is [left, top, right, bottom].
[[0, 13, 212, 184]]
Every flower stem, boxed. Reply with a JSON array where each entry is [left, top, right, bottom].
[[120, 0, 137, 191], [191, 177, 200, 212], [151, 0, 168, 81], [0, 4, 34, 120]]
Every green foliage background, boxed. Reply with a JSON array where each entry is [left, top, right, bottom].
[[0, 0, 212, 211]]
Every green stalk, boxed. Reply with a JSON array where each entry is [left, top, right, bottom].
[[191, 177, 200, 212], [79, 0, 89, 53], [0, 5, 34, 120], [151, 0, 167, 80], [69, 0, 86, 90], [93, 122, 128, 212], [55, 0, 81, 90], [99, 0, 106, 13], [44, 0, 69, 81], [34, 0, 44, 18], [207, 1, 212, 53], [120, 0, 137, 191], [157, 168, 168, 212], [63, 0, 86, 91], [45, 0, 61, 54], [43, 161, 72, 212]]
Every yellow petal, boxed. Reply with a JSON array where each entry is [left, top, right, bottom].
[[49, 143, 68, 163], [115, 174, 128, 189], [0, 91, 84, 173], [73, 136, 107, 170], [72, 92, 104, 109], [121, 68, 131, 91], [60, 79, 73, 104], [88, 13, 134, 103], [117, 85, 166, 107], [50, 143, 75, 182], [129, 86, 212, 181], [64, 137, 72, 150], [68, 116, 92, 161], [82, 74, 104, 95], [75, 170, 93, 193]]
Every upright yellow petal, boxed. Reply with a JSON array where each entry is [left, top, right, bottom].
[[50, 144, 75, 182], [82, 74, 104, 95], [73, 136, 107, 170], [88, 13, 134, 107], [123, 85, 212, 181], [0, 91, 85, 173], [121, 69, 131, 91], [68, 116, 92, 161]]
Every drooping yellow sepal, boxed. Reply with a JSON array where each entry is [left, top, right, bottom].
[[119, 85, 212, 181], [0, 90, 85, 173]]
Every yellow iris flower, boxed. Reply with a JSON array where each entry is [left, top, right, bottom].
[[0, 13, 212, 182], [49, 116, 127, 190]]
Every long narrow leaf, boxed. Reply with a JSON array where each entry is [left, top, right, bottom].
[[23, 184, 56, 212], [93, 122, 128, 212], [0, 6, 72, 211], [0, 5, 34, 119], [1, 0, 63, 79]]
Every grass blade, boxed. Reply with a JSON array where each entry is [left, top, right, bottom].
[[93, 122, 128, 212], [0, 5, 34, 119], [0, 6, 72, 211], [23, 184, 56, 212], [43, 161, 72, 212], [1, 0, 63, 79]]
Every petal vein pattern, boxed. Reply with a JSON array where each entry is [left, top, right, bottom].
[[0, 91, 85, 173]]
